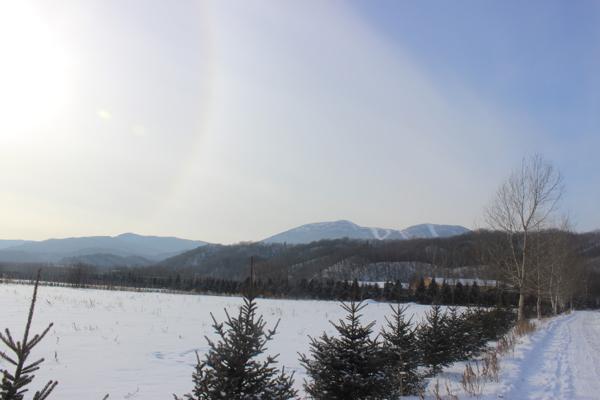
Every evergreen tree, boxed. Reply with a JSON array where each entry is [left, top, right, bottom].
[[468, 282, 481, 306], [371, 283, 382, 300], [444, 306, 471, 362], [453, 281, 466, 305], [440, 281, 452, 305], [299, 301, 387, 400], [383, 282, 394, 301], [351, 279, 360, 300], [379, 304, 423, 397], [426, 280, 440, 304], [416, 305, 453, 376], [413, 278, 428, 304], [473, 305, 517, 344], [176, 283, 296, 400], [460, 307, 491, 359]]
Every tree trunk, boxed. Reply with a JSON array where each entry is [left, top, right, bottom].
[[518, 290, 525, 321], [536, 290, 542, 320]]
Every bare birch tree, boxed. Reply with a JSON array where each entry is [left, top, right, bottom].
[[542, 227, 585, 315], [483, 154, 565, 320]]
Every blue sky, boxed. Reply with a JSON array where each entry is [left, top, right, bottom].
[[1, 0, 599, 243]]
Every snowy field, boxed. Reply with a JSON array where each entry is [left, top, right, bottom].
[[1, 283, 599, 399]]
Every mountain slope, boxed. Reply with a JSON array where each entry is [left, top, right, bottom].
[[0, 240, 32, 250], [0, 234, 208, 264], [261, 220, 469, 244]]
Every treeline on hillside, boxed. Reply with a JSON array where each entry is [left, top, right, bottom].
[[2, 229, 600, 313], [4, 230, 598, 284], [154, 234, 481, 281], [160, 230, 600, 286]]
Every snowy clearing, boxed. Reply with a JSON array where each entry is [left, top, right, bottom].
[[1, 284, 599, 399]]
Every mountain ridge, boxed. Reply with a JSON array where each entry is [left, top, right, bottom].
[[0, 221, 469, 266], [261, 220, 469, 244], [0, 233, 209, 265]]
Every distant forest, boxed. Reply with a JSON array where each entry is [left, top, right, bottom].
[[2, 230, 600, 314]]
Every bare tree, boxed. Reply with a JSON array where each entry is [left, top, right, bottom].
[[541, 226, 585, 315], [483, 154, 565, 320]]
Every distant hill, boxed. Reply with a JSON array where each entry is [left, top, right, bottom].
[[0, 240, 33, 250], [0, 233, 209, 266], [0, 222, 470, 269], [261, 220, 469, 244], [158, 231, 479, 281]]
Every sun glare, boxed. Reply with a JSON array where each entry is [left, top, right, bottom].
[[0, 1, 72, 135]]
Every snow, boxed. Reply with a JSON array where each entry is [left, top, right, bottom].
[[368, 228, 392, 240], [369, 227, 382, 240], [426, 223, 439, 238], [432, 311, 600, 400], [493, 311, 600, 399], [1, 283, 599, 399]]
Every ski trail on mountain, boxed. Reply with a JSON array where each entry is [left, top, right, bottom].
[[369, 228, 391, 240], [426, 223, 438, 238], [500, 311, 600, 400]]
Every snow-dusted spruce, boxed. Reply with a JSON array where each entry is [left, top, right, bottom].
[[470, 305, 516, 344], [415, 304, 454, 377], [299, 300, 388, 400], [379, 304, 424, 396], [174, 284, 296, 400], [444, 306, 473, 362], [1, 270, 57, 400]]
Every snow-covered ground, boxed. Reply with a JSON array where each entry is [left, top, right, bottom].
[[1, 283, 599, 399], [416, 311, 600, 400]]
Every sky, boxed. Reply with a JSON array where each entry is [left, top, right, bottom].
[[1, 0, 599, 244]]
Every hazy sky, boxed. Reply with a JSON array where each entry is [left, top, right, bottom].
[[1, 0, 599, 243]]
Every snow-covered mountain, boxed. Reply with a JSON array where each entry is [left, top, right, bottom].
[[261, 220, 470, 244], [0, 222, 470, 266], [0, 233, 209, 264]]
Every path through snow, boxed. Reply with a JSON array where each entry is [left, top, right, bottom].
[[469, 311, 600, 400], [512, 311, 600, 400]]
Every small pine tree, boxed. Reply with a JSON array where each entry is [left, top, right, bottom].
[[489, 305, 517, 339], [379, 304, 423, 397], [176, 272, 296, 400], [444, 306, 471, 362], [415, 304, 453, 376], [1, 269, 57, 400], [474, 305, 517, 343], [460, 307, 491, 359], [299, 301, 387, 400]]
